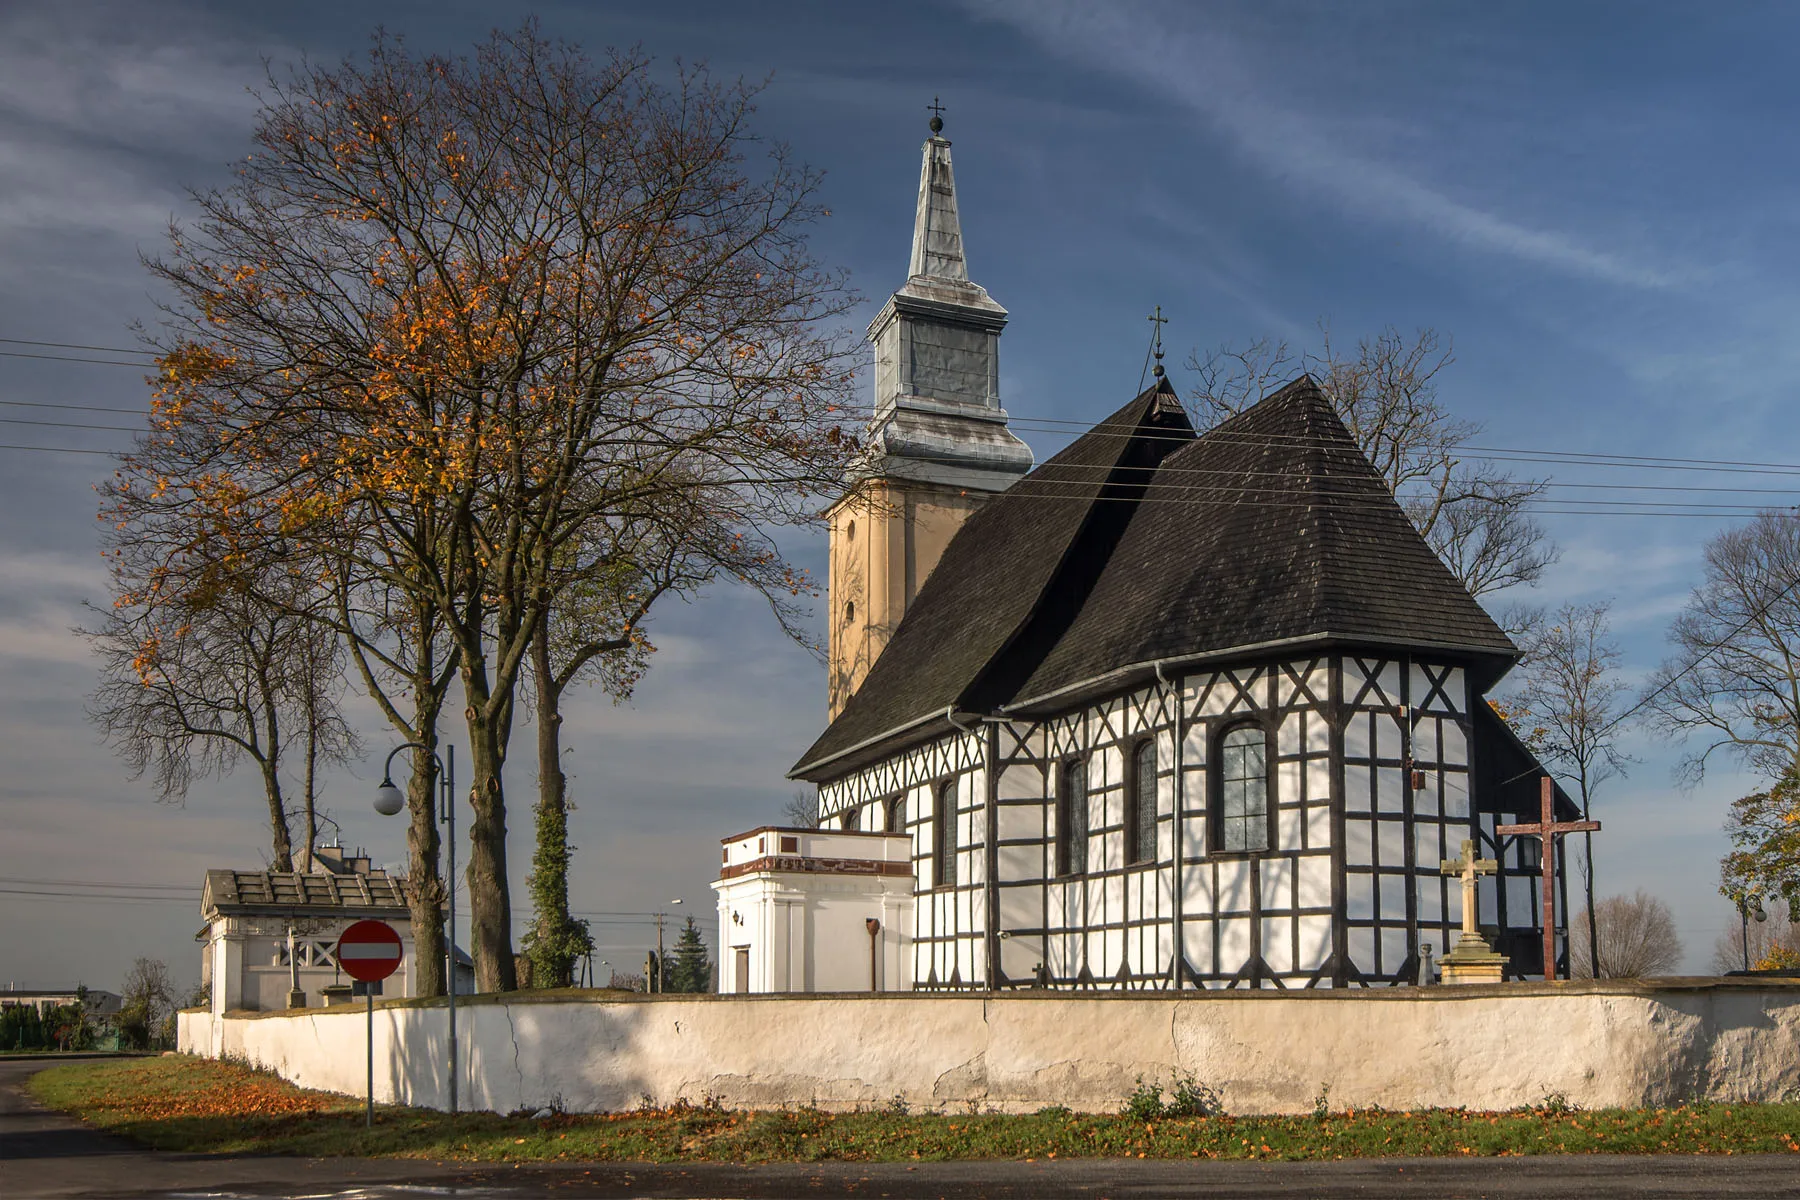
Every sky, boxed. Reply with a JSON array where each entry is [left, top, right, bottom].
[[2, 0, 1796, 990]]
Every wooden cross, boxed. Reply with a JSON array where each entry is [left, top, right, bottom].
[[1438, 838, 1497, 938], [1496, 777, 1601, 980]]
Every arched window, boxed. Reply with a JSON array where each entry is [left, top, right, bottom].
[[842, 804, 861, 832], [886, 794, 907, 834], [1216, 724, 1271, 853], [1057, 758, 1089, 876], [935, 779, 958, 888], [1129, 739, 1158, 864]]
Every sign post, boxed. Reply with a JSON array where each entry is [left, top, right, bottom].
[[336, 919, 404, 1127]]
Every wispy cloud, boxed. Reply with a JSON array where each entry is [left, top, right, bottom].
[[963, 0, 1670, 289]]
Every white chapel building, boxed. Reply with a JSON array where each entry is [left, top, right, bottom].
[[718, 114, 1576, 994]]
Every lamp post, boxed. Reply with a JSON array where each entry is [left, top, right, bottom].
[[374, 742, 458, 1115], [1738, 893, 1768, 973]]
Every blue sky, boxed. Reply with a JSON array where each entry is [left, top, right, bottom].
[[1, 0, 1793, 989]]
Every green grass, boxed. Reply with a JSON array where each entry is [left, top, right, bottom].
[[28, 1056, 1800, 1163]]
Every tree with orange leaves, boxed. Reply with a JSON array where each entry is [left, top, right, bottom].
[[109, 24, 860, 992]]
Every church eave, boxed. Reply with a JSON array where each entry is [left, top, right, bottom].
[[999, 632, 1520, 718], [788, 706, 960, 783]]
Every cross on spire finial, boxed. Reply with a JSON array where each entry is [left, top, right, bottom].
[[1149, 305, 1168, 379], [928, 96, 945, 135]]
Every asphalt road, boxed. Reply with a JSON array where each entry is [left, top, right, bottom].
[[4, 1058, 1800, 1199]]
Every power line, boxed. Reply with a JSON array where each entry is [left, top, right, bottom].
[[0, 337, 158, 357]]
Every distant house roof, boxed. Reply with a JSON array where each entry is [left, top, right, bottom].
[[793, 376, 1518, 780], [200, 868, 408, 922]]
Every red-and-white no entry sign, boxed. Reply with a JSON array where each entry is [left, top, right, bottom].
[[335, 919, 404, 983]]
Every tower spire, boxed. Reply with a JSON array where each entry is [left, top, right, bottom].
[[909, 100, 967, 281]]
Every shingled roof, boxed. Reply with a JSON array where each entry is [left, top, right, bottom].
[[200, 868, 408, 920], [792, 375, 1517, 780]]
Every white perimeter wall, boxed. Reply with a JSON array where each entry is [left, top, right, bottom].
[[179, 980, 1800, 1117]]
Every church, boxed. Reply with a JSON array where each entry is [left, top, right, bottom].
[[772, 115, 1575, 991]]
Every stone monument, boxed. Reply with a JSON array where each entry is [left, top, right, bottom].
[[1438, 839, 1507, 985]]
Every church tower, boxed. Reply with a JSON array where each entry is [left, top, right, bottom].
[[827, 112, 1033, 718]]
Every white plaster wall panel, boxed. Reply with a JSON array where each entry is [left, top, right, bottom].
[[1349, 927, 1376, 971], [1376, 767, 1406, 814], [1297, 915, 1332, 967], [1440, 719, 1467, 766], [1344, 821, 1373, 869], [1380, 928, 1409, 974], [1443, 774, 1471, 820], [1297, 858, 1333, 910], [1260, 858, 1294, 910], [1218, 917, 1251, 968], [1262, 918, 1292, 973], [1217, 860, 1251, 912], [1345, 764, 1372, 813], [1418, 877, 1444, 924], [1377, 820, 1405, 867], [1182, 867, 1213, 915], [1306, 805, 1330, 848], [1278, 808, 1304, 851], [996, 763, 1041, 802], [1346, 873, 1375, 921]]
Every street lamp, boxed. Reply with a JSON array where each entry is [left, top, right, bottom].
[[375, 742, 458, 1115], [1738, 894, 1768, 973]]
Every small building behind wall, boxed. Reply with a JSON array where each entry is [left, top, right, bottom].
[[714, 828, 914, 993], [198, 848, 416, 1014]]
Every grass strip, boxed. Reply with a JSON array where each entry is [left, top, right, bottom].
[[28, 1056, 1800, 1163]]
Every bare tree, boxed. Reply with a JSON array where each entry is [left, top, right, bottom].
[[1643, 511, 1800, 787], [1569, 891, 1683, 978], [1710, 898, 1800, 973], [1510, 601, 1629, 978], [1187, 326, 1556, 598], [117, 957, 175, 1049], [85, 559, 356, 873], [118, 27, 859, 992], [782, 786, 820, 828]]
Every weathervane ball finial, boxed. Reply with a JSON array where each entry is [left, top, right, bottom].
[[928, 96, 945, 135]]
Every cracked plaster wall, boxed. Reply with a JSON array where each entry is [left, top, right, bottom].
[[178, 980, 1800, 1116]]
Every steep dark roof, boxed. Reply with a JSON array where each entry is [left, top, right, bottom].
[[792, 376, 1516, 779]]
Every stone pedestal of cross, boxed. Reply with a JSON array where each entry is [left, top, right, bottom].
[[1497, 776, 1601, 981], [1438, 838, 1506, 985]]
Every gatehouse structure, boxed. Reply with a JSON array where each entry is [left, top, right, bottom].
[[774, 114, 1577, 992]]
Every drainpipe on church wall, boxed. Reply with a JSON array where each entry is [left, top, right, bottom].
[[1154, 660, 1185, 989], [866, 918, 881, 992]]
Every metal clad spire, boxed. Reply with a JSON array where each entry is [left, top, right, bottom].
[[909, 99, 967, 281]]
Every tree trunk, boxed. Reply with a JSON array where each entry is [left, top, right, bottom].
[[299, 726, 318, 875], [259, 759, 293, 872], [526, 629, 577, 988], [404, 738, 447, 998], [464, 690, 518, 994]]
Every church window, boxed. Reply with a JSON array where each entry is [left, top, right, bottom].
[[1216, 724, 1271, 853], [1128, 739, 1157, 864], [843, 804, 861, 832], [1057, 758, 1089, 876], [845, 601, 855, 623], [846, 519, 857, 541], [886, 794, 908, 834], [934, 780, 958, 888]]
